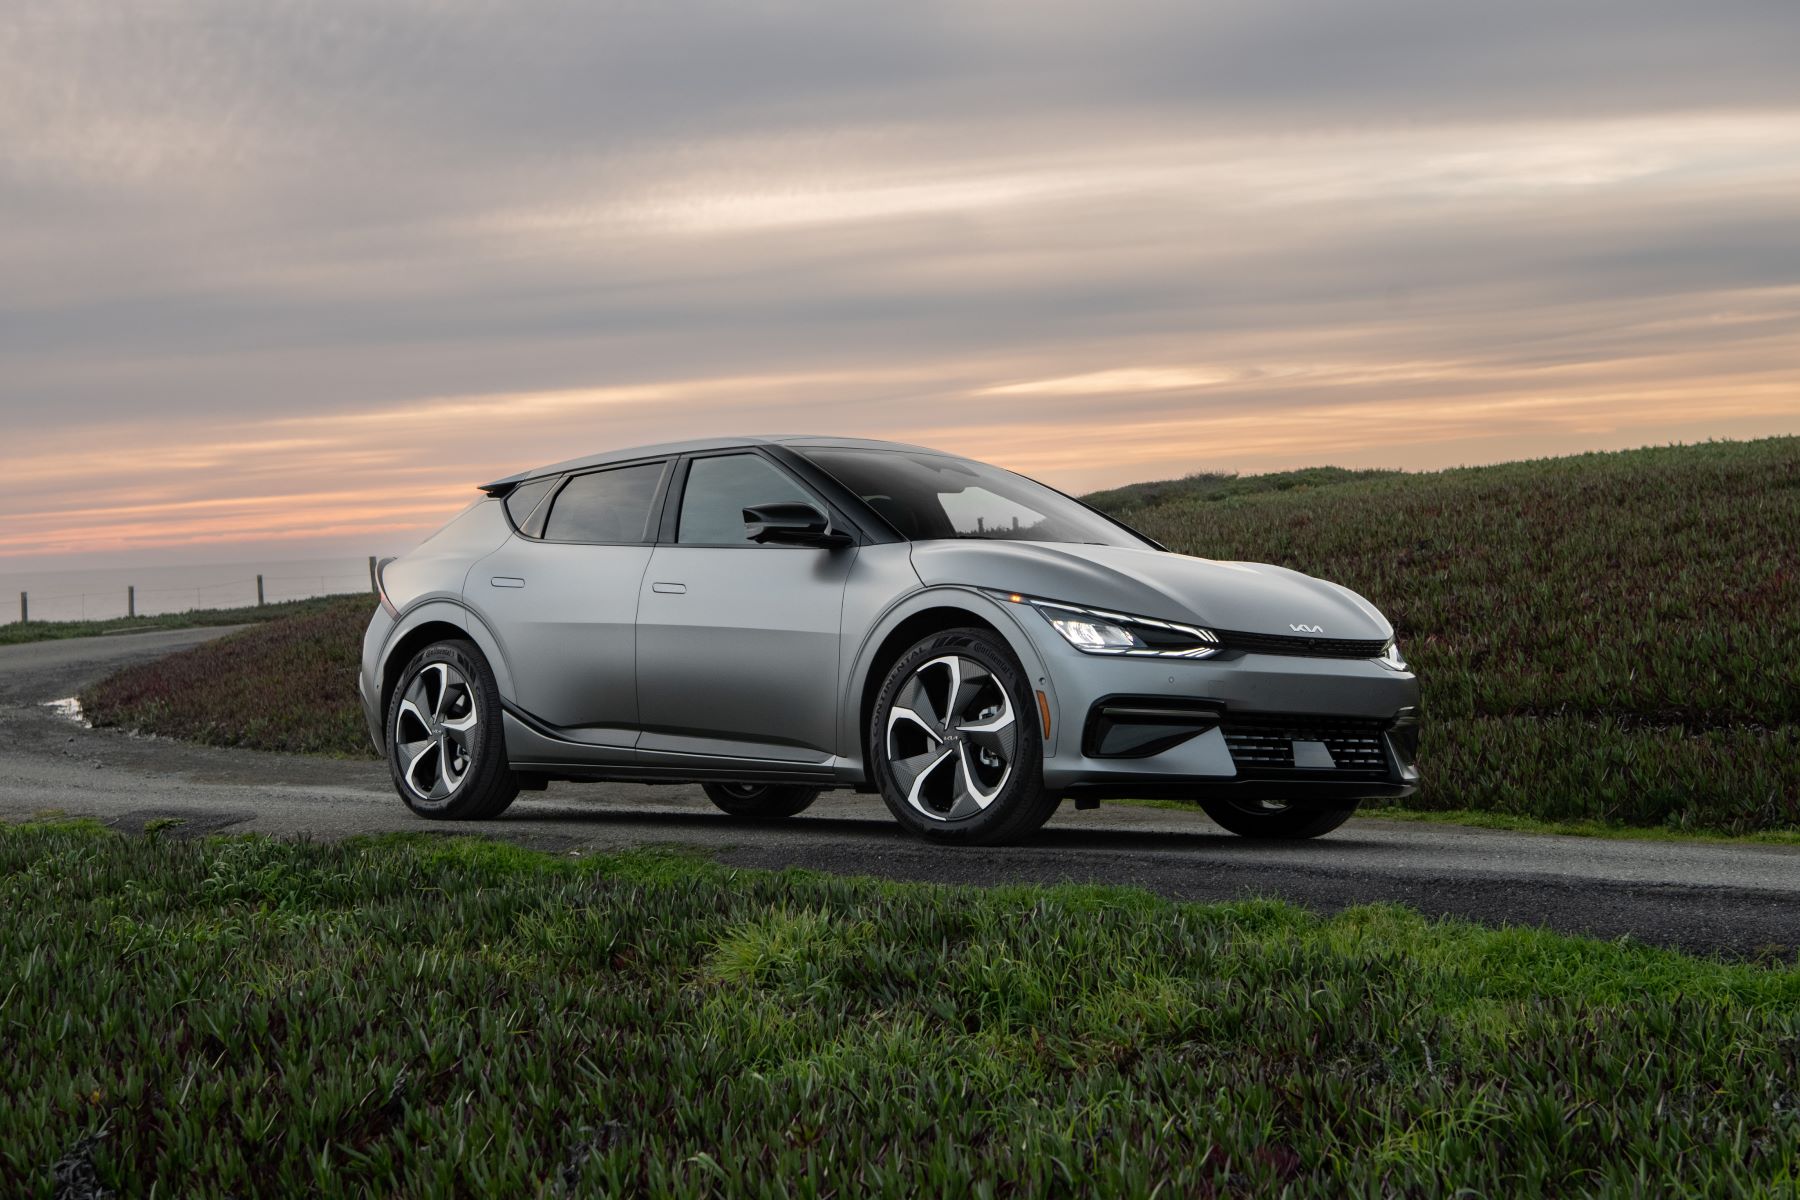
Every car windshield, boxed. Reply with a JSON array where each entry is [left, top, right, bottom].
[[795, 447, 1153, 548]]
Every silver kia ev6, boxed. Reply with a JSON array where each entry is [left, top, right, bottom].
[[360, 437, 1419, 843]]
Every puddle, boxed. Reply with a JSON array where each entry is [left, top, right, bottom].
[[43, 696, 90, 727]]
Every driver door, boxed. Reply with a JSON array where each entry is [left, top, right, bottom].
[[634, 450, 855, 764]]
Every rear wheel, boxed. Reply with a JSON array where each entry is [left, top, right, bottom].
[[702, 782, 822, 819], [870, 627, 1056, 845], [387, 640, 518, 820], [1199, 797, 1359, 839]]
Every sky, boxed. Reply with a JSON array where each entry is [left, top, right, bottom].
[[3, 0, 1798, 569]]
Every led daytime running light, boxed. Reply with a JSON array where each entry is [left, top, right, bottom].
[[997, 592, 1222, 659]]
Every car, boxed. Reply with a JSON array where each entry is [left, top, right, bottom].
[[360, 436, 1420, 843]]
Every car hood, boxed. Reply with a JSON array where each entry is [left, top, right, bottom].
[[909, 541, 1392, 641]]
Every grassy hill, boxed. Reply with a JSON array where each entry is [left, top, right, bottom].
[[1086, 437, 1800, 833], [82, 437, 1800, 834], [1082, 465, 1402, 514]]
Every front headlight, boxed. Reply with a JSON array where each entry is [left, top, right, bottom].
[[995, 593, 1222, 659], [1378, 639, 1408, 671]]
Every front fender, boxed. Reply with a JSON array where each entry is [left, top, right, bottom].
[[838, 584, 1060, 783]]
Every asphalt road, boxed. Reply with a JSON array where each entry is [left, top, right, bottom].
[[2, 627, 1796, 957]]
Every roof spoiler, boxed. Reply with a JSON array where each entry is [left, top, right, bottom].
[[478, 477, 521, 498]]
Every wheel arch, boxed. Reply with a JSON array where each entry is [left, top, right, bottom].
[[845, 588, 1055, 784], [377, 600, 514, 749]]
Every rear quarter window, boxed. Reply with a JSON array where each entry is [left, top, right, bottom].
[[503, 477, 558, 532], [541, 461, 667, 543]]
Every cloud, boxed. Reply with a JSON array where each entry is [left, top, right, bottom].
[[979, 368, 1240, 396], [1, 0, 1798, 564]]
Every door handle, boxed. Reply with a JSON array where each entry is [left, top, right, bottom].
[[490, 576, 526, 588], [651, 581, 687, 594]]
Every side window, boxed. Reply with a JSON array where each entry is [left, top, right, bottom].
[[677, 454, 812, 545], [541, 461, 666, 543], [503, 476, 558, 532]]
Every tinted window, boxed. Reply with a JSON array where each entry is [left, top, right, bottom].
[[796, 447, 1151, 548], [503, 476, 557, 531], [541, 462, 665, 543], [677, 454, 812, 545]]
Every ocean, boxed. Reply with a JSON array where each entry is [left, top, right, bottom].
[[0, 557, 379, 624]]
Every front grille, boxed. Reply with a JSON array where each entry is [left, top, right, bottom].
[[1222, 714, 1392, 776], [1216, 629, 1389, 659]]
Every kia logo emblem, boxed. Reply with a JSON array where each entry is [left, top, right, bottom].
[[1290, 623, 1324, 634]]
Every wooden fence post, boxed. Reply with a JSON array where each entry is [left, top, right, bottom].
[[369, 556, 378, 593], [128, 586, 136, 618], [257, 575, 265, 607], [18, 592, 25, 624]]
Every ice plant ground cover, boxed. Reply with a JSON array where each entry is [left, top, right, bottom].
[[1, 821, 1796, 1197], [81, 595, 374, 757]]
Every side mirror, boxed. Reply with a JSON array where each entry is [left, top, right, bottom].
[[743, 501, 852, 547]]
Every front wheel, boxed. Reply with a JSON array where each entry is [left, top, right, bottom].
[[1198, 797, 1359, 839], [870, 627, 1056, 845], [702, 782, 822, 819], [387, 640, 518, 820]]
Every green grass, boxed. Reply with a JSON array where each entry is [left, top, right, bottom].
[[81, 595, 377, 757], [1090, 437, 1800, 835], [2, 822, 1797, 1198], [0, 594, 368, 647]]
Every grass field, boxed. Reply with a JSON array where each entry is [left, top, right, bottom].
[[3, 821, 1797, 1198], [80, 437, 1800, 834], [0, 594, 367, 648]]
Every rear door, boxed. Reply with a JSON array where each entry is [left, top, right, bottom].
[[635, 450, 855, 763], [469, 457, 669, 747]]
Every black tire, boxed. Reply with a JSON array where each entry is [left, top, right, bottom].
[[1198, 798, 1359, 839], [701, 782, 823, 819], [386, 639, 518, 820], [869, 627, 1055, 845]]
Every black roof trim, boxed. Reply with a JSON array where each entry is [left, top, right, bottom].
[[475, 434, 961, 496]]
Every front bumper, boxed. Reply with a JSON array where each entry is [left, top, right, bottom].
[[1036, 643, 1421, 801]]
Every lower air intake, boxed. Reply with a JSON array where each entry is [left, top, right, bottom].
[[1221, 714, 1392, 776]]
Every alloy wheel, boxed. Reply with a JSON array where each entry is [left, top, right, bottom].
[[394, 662, 479, 801], [884, 654, 1017, 821]]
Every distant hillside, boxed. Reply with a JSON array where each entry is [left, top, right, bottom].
[[1086, 437, 1800, 832], [1082, 465, 1401, 514]]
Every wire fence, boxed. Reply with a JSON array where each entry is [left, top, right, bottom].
[[8, 558, 380, 626]]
